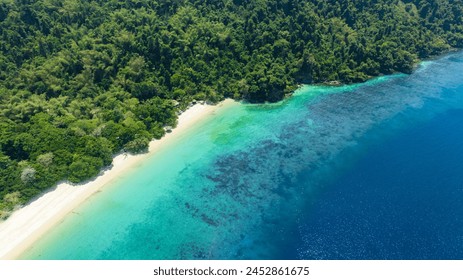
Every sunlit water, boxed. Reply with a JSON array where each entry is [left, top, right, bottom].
[[22, 51, 463, 259]]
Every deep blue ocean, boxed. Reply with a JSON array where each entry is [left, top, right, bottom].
[[297, 105, 463, 259], [22, 52, 463, 260]]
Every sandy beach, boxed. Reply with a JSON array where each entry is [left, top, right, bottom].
[[0, 99, 236, 260]]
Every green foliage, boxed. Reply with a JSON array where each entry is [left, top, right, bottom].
[[1, 0, 462, 212], [124, 137, 150, 154], [68, 156, 104, 183], [0, 191, 21, 220]]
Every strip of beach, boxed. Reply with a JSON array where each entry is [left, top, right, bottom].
[[0, 99, 236, 260]]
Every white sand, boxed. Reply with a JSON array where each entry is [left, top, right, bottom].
[[0, 99, 236, 259]]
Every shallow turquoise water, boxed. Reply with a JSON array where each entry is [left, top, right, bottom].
[[22, 51, 463, 259]]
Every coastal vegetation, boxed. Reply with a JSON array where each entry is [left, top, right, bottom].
[[1, 0, 463, 217]]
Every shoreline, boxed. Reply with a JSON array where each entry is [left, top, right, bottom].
[[0, 99, 237, 260]]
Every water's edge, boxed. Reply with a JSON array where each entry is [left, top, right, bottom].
[[22, 51, 463, 259]]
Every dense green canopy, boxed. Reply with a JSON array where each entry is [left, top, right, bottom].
[[1, 0, 462, 217]]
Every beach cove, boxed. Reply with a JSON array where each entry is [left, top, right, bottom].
[[0, 99, 238, 259], [2, 51, 463, 260]]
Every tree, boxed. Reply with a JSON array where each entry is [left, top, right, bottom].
[[20, 167, 36, 185]]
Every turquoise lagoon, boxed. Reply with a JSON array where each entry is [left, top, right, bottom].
[[23, 52, 463, 259]]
